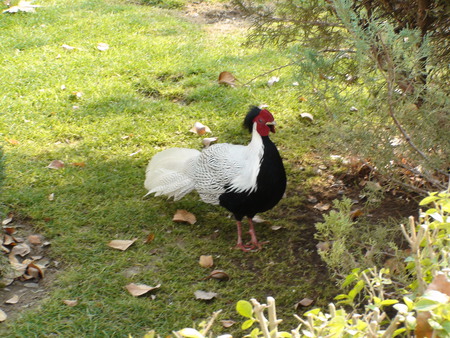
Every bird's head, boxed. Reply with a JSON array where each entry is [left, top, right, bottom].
[[244, 106, 276, 136]]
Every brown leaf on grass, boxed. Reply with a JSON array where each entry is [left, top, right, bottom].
[[252, 215, 266, 223], [125, 283, 161, 297], [5, 138, 19, 145], [71, 162, 86, 167], [295, 298, 314, 308], [199, 255, 213, 268], [427, 273, 450, 295], [63, 299, 78, 307], [107, 239, 137, 251], [190, 122, 211, 135], [220, 320, 236, 328], [194, 290, 218, 300], [47, 160, 65, 169], [201, 270, 229, 281], [350, 209, 364, 220], [4, 227, 16, 235], [144, 233, 155, 244], [27, 263, 45, 279], [218, 71, 238, 87], [3, 234, 14, 246], [28, 235, 42, 245], [10, 243, 31, 257], [5, 295, 19, 304], [300, 112, 314, 121], [2, 216, 13, 226], [97, 43, 109, 51], [313, 202, 330, 211], [0, 309, 6, 322], [173, 210, 196, 225]]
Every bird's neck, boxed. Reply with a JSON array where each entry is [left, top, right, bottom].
[[249, 123, 265, 160]]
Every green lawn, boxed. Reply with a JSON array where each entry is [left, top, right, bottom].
[[0, 0, 335, 336]]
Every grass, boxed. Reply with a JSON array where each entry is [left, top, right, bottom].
[[0, 0, 337, 336]]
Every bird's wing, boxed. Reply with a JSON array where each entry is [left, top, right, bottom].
[[193, 142, 262, 204]]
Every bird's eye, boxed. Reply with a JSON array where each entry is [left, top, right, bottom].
[[258, 118, 264, 123]]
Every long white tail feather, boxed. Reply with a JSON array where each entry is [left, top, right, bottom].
[[145, 148, 200, 200]]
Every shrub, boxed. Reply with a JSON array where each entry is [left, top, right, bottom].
[[234, 0, 450, 193]]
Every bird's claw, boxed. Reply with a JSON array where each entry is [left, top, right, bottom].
[[234, 241, 268, 252]]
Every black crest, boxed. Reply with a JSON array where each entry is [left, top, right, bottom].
[[243, 106, 261, 133]]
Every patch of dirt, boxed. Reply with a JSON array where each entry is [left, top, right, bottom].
[[0, 222, 59, 322], [183, 1, 250, 33]]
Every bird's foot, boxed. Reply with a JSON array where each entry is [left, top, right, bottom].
[[234, 243, 254, 252], [245, 240, 269, 251], [233, 241, 268, 252]]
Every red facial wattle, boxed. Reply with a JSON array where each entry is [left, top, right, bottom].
[[253, 109, 276, 136]]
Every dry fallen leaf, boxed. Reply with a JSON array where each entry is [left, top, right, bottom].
[[218, 71, 238, 87], [61, 44, 75, 50], [71, 162, 86, 167], [202, 137, 218, 148], [271, 225, 283, 231], [5, 295, 19, 304], [5, 138, 19, 145], [2, 216, 13, 225], [252, 215, 266, 223], [3, 1, 41, 13], [107, 239, 137, 251], [27, 262, 45, 279], [10, 243, 31, 257], [416, 274, 450, 338], [172, 210, 196, 225], [0, 309, 6, 322], [201, 270, 230, 281], [199, 255, 213, 268], [97, 43, 109, 51], [3, 234, 14, 246], [190, 122, 211, 136], [296, 298, 314, 308], [63, 299, 78, 307], [313, 202, 331, 211], [144, 233, 155, 244], [221, 320, 236, 328], [267, 76, 280, 87], [125, 283, 161, 297], [194, 290, 218, 300], [350, 209, 364, 220], [47, 160, 65, 169], [28, 235, 42, 245], [48, 193, 55, 201], [300, 112, 314, 121]]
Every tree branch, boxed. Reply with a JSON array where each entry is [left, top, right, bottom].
[[243, 61, 297, 86]]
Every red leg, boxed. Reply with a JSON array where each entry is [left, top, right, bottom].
[[234, 221, 251, 251], [247, 218, 268, 250]]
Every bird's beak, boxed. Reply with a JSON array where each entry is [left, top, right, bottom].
[[266, 121, 276, 133]]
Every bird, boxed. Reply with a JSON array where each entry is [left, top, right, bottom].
[[144, 106, 286, 251]]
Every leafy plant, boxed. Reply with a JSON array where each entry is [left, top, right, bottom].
[[167, 191, 449, 337]]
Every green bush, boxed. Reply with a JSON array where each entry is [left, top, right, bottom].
[[234, 0, 450, 193]]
